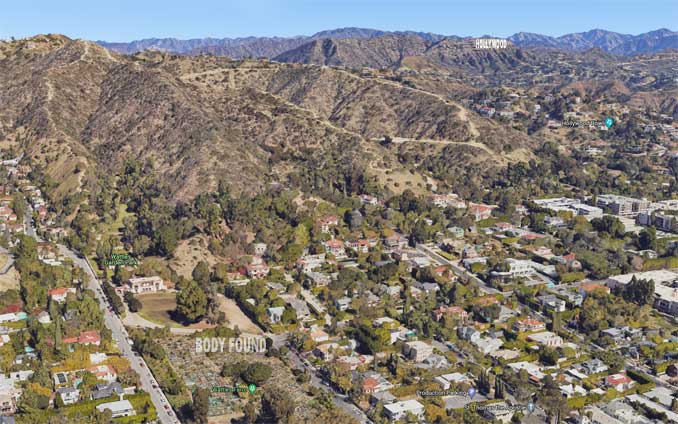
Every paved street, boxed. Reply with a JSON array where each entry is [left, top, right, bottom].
[[25, 207, 179, 424], [0, 246, 14, 274], [416, 243, 501, 294], [288, 349, 372, 423]]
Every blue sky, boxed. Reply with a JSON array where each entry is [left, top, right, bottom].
[[1, 0, 676, 41]]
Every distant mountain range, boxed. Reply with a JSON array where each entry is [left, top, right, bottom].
[[97, 27, 678, 58], [508, 28, 678, 55]]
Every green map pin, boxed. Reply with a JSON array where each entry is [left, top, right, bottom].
[[604, 117, 614, 128], [248, 384, 257, 394]]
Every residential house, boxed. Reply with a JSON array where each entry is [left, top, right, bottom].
[[429, 193, 465, 209], [434, 372, 473, 390], [91, 382, 124, 401], [282, 296, 310, 321], [578, 359, 609, 376], [309, 327, 329, 343], [305, 271, 331, 287], [245, 262, 270, 279], [537, 294, 566, 312], [600, 328, 626, 345], [96, 399, 136, 418], [473, 337, 504, 354], [48, 287, 76, 303], [88, 365, 117, 383], [296, 254, 326, 273], [508, 361, 545, 383], [527, 331, 564, 348], [335, 297, 352, 312], [417, 354, 450, 370], [468, 203, 497, 221], [36, 310, 51, 324], [560, 383, 587, 398], [432, 305, 468, 323], [253, 242, 267, 256], [56, 387, 80, 405], [383, 234, 408, 249], [402, 341, 433, 362], [382, 400, 425, 421], [457, 326, 481, 344], [319, 216, 339, 233], [346, 239, 370, 254], [323, 239, 346, 258], [605, 373, 635, 392], [266, 307, 285, 324], [370, 391, 396, 407], [336, 354, 373, 371], [313, 343, 340, 361], [513, 318, 546, 333], [360, 372, 394, 394]]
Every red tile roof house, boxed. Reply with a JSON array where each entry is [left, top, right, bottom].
[[323, 239, 346, 257], [468, 203, 497, 221], [59, 330, 101, 348], [605, 373, 635, 392], [319, 216, 339, 233], [432, 306, 468, 322], [48, 287, 76, 303], [88, 365, 117, 383], [346, 239, 370, 254], [244, 262, 270, 279], [0, 206, 13, 221]]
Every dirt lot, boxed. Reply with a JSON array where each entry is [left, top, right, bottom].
[[137, 292, 178, 326], [170, 235, 220, 280], [0, 268, 20, 292], [217, 295, 263, 335]]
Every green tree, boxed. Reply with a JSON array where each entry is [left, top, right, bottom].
[[176, 281, 208, 323], [192, 261, 211, 287], [638, 227, 657, 251], [192, 387, 210, 424], [621, 276, 655, 306], [124, 292, 143, 312], [261, 390, 296, 423], [242, 363, 272, 385]]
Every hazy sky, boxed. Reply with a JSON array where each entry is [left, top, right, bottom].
[[1, 0, 676, 41]]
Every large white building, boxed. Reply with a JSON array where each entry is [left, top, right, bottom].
[[596, 194, 649, 216], [606, 270, 678, 317], [122, 276, 166, 295], [533, 197, 603, 219]]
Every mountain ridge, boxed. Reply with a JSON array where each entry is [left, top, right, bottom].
[[96, 27, 678, 58]]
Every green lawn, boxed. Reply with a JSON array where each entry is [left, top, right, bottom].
[[107, 203, 134, 237], [137, 292, 181, 327]]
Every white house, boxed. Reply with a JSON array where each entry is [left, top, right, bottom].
[[56, 387, 79, 405], [266, 307, 285, 324], [527, 331, 563, 348], [383, 400, 425, 421], [96, 399, 136, 418]]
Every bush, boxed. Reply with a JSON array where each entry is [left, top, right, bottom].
[[124, 292, 142, 312], [242, 363, 272, 385]]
